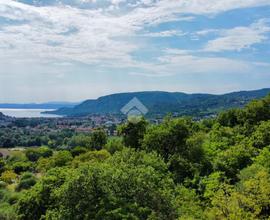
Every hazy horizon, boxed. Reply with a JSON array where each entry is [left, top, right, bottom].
[[1, 0, 270, 102]]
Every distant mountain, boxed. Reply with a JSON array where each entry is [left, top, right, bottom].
[[0, 102, 80, 110], [46, 88, 270, 117]]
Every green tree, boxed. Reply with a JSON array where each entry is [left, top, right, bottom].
[[72, 150, 111, 168], [207, 165, 270, 219], [25, 147, 53, 162], [16, 168, 72, 220], [217, 108, 240, 127], [70, 146, 88, 157], [253, 146, 270, 171], [68, 135, 92, 148], [12, 161, 33, 174], [52, 151, 73, 167], [240, 94, 270, 127], [142, 118, 191, 161], [1, 170, 17, 184], [90, 129, 107, 150], [250, 121, 270, 149], [118, 118, 148, 149], [174, 186, 205, 220], [16, 149, 177, 220], [104, 137, 124, 154], [212, 144, 256, 181], [16, 172, 37, 191], [0, 158, 5, 174]]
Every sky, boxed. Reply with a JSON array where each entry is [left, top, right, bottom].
[[0, 0, 270, 103]]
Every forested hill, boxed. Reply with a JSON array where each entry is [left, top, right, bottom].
[[48, 88, 270, 117], [2, 93, 270, 219]]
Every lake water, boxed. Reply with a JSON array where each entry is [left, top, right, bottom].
[[0, 108, 61, 118]]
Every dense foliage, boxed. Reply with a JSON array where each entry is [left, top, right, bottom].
[[0, 94, 270, 219]]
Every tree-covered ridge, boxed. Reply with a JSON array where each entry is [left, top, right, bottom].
[[48, 88, 270, 117], [0, 94, 270, 219]]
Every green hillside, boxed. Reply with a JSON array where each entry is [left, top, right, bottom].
[[48, 88, 270, 117], [1, 94, 270, 219]]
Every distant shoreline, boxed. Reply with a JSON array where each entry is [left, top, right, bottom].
[[0, 108, 61, 118]]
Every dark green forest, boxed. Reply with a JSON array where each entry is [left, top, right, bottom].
[[1, 94, 270, 219]]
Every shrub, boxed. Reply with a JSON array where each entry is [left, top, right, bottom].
[[0, 170, 17, 184], [16, 177, 37, 191], [25, 147, 53, 162], [104, 137, 124, 154], [12, 161, 32, 174], [70, 146, 88, 157]]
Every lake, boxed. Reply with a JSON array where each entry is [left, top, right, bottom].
[[0, 108, 61, 118]]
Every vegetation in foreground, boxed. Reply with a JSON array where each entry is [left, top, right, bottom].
[[0, 94, 270, 219]]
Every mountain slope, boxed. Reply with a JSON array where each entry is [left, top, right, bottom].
[[48, 88, 270, 117]]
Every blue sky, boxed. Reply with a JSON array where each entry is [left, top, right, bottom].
[[0, 0, 270, 102]]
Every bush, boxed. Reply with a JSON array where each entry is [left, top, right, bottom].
[[36, 158, 52, 173], [7, 151, 27, 163], [213, 144, 256, 181], [70, 146, 88, 157], [52, 151, 73, 167], [0, 158, 5, 174], [0, 181, 7, 189], [104, 137, 124, 154], [68, 135, 92, 148], [72, 150, 110, 167], [0, 170, 17, 184], [89, 129, 107, 150], [25, 147, 53, 162], [16, 177, 37, 191], [0, 202, 17, 220], [12, 161, 32, 174], [250, 121, 270, 149]]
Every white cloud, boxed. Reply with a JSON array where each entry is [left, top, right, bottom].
[[0, 0, 270, 76], [204, 19, 270, 52], [196, 29, 219, 36], [123, 0, 270, 27], [142, 30, 187, 37], [125, 48, 253, 78], [1, 0, 270, 67], [0, 0, 140, 66]]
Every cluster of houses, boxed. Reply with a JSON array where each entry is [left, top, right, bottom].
[[0, 113, 122, 137]]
